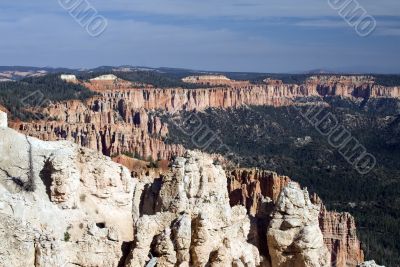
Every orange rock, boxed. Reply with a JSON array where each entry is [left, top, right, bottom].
[[227, 168, 365, 267], [312, 195, 365, 267]]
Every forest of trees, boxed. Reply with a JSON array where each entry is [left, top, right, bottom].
[[77, 70, 225, 89], [374, 74, 400, 87], [0, 74, 97, 121]]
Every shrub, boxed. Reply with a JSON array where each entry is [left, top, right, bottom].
[[64, 232, 71, 242]]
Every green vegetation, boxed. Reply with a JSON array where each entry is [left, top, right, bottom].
[[165, 98, 400, 267], [225, 73, 311, 84], [148, 160, 159, 169], [64, 231, 71, 242], [77, 70, 225, 89], [0, 74, 97, 121], [79, 194, 86, 202], [374, 74, 400, 87]]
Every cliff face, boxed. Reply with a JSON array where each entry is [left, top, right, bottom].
[[12, 98, 184, 160], [227, 168, 365, 267], [228, 169, 291, 213], [85, 80, 316, 111], [307, 76, 400, 98], [81, 77, 399, 113], [315, 196, 365, 267], [9, 75, 400, 161], [0, 113, 134, 267]]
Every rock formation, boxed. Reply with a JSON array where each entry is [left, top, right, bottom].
[[358, 260, 385, 267], [60, 74, 78, 82], [227, 169, 292, 259], [313, 195, 364, 267], [0, 110, 7, 128], [80, 76, 399, 114], [9, 75, 400, 161], [182, 75, 250, 86], [0, 112, 134, 266], [267, 182, 330, 267], [11, 98, 184, 161], [0, 111, 382, 267], [306, 75, 400, 98], [228, 169, 291, 214], [127, 151, 261, 267], [90, 74, 119, 81], [227, 168, 365, 267]]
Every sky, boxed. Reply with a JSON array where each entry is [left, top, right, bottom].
[[0, 0, 399, 73]]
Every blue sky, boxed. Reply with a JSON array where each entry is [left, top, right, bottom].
[[0, 0, 399, 73]]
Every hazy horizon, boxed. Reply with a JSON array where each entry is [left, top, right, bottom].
[[1, 0, 399, 73], [1, 64, 399, 75]]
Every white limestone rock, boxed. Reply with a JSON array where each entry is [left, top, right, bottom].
[[90, 74, 118, 81], [60, 74, 77, 82], [0, 125, 134, 267], [127, 151, 261, 267], [0, 111, 7, 128], [358, 260, 385, 267], [267, 182, 331, 267]]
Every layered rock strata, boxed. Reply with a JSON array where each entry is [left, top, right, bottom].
[[10, 75, 400, 161], [313, 195, 364, 267], [82, 76, 400, 113], [227, 168, 365, 267], [12, 99, 183, 160]]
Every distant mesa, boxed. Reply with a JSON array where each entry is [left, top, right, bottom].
[[306, 75, 375, 85], [182, 75, 249, 86], [263, 78, 283, 85], [0, 69, 47, 81], [90, 74, 118, 81], [182, 75, 231, 83], [60, 74, 77, 82]]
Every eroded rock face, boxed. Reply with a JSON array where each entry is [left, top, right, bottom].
[[227, 169, 292, 259], [227, 168, 366, 267], [12, 99, 184, 160], [0, 111, 379, 267], [228, 169, 292, 215], [82, 76, 399, 114], [267, 182, 331, 267], [127, 151, 261, 267], [313, 195, 364, 267], [0, 121, 134, 267], [10, 75, 400, 162]]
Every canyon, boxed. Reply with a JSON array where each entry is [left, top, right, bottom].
[[9, 74, 400, 162], [1, 74, 395, 266], [0, 111, 380, 266]]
